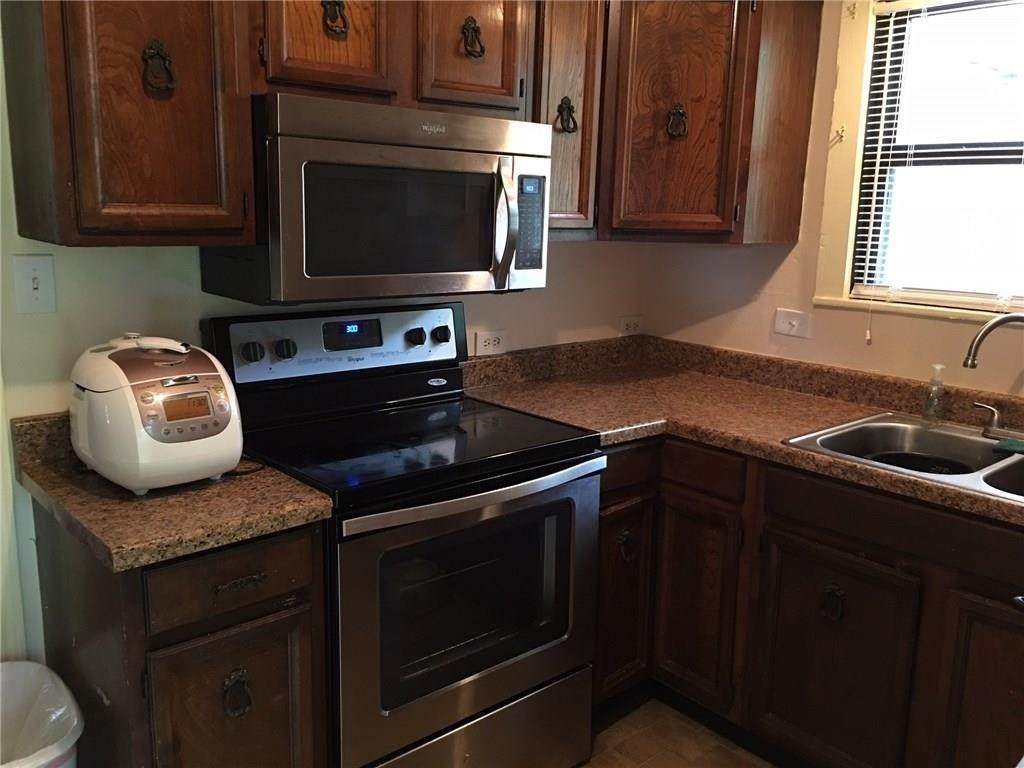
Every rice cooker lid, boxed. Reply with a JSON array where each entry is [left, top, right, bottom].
[[73, 335, 218, 393]]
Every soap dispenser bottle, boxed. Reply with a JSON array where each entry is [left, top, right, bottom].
[[923, 363, 946, 422]]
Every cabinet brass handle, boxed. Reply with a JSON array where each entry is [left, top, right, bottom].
[[322, 0, 349, 36], [222, 668, 252, 718], [556, 96, 579, 134], [213, 572, 267, 596], [666, 103, 688, 139], [1013, 595, 1024, 613], [461, 16, 485, 58], [820, 583, 847, 622], [141, 39, 176, 94], [617, 530, 637, 563]]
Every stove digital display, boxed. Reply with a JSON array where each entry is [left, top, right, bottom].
[[323, 319, 383, 351]]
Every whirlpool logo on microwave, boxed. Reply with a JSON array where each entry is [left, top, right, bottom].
[[420, 122, 448, 136]]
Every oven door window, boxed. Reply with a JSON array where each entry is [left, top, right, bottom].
[[303, 163, 496, 276], [378, 501, 571, 711]]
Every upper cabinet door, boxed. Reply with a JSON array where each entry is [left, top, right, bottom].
[[535, 0, 603, 228], [264, 0, 396, 93], [62, 2, 251, 234], [611, 1, 752, 232], [418, 1, 527, 111]]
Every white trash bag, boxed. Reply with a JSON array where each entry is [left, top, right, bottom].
[[1, 662, 83, 768]]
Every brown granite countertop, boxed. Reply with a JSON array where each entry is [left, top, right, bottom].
[[469, 366, 1024, 530], [11, 414, 333, 572]]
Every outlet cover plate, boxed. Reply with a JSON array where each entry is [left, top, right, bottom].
[[619, 315, 644, 336], [475, 329, 507, 356]]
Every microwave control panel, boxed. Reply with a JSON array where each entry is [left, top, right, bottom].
[[226, 307, 458, 384], [515, 176, 545, 271]]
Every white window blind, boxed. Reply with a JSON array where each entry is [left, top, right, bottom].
[[852, 0, 1024, 312]]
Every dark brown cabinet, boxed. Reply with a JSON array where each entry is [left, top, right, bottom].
[[652, 484, 741, 713], [264, 0, 398, 94], [1, 1, 254, 245], [594, 495, 654, 700], [534, 0, 603, 228], [148, 607, 316, 768], [599, 0, 823, 241], [608, 0, 752, 233], [418, 1, 532, 113], [936, 590, 1024, 768], [751, 530, 922, 768]]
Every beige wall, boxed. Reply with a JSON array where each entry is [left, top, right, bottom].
[[2, 1, 1022, 659]]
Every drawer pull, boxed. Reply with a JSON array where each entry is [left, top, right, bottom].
[[213, 572, 268, 596], [820, 583, 847, 622], [321, 0, 349, 36], [461, 16, 485, 58], [222, 668, 252, 719], [556, 96, 579, 134], [141, 39, 176, 94], [617, 530, 637, 563], [666, 103, 688, 139], [1013, 595, 1024, 613]]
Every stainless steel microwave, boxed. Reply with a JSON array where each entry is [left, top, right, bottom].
[[201, 94, 552, 304]]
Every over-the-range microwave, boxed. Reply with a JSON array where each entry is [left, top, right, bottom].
[[201, 94, 552, 304]]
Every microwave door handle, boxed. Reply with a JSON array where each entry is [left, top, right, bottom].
[[494, 156, 519, 290], [341, 455, 606, 537]]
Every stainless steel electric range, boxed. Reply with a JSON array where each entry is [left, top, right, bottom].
[[202, 302, 604, 768]]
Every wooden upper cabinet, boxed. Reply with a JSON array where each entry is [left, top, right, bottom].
[[61, 1, 252, 236], [148, 606, 317, 768], [751, 531, 921, 768], [418, 1, 528, 111], [535, 0, 603, 228], [264, 0, 397, 94], [937, 590, 1024, 768], [610, 1, 752, 232]]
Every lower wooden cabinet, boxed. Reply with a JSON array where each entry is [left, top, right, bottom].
[[148, 606, 316, 768], [652, 484, 741, 713], [594, 495, 654, 700], [937, 590, 1024, 768], [750, 530, 922, 768]]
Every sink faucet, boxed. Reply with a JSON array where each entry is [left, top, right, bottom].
[[962, 312, 1024, 368]]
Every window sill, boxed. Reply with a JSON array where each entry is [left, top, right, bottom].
[[812, 295, 1001, 323]]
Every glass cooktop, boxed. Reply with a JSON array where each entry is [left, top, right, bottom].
[[243, 397, 599, 514]]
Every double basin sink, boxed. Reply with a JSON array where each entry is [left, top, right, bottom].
[[787, 413, 1024, 502]]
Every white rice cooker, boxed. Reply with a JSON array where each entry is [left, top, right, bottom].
[[70, 333, 243, 495]]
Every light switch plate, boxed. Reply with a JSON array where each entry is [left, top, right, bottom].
[[774, 308, 811, 339], [14, 254, 56, 314]]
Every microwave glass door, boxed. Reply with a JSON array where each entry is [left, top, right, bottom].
[[303, 163, 497, 277], [377, 500, 572, 711]]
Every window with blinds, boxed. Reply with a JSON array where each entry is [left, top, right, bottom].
[[852, 0, 1024, 312]]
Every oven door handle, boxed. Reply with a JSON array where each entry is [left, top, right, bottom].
[[341, 455, 606, 537], [493, 155, 519, 291]]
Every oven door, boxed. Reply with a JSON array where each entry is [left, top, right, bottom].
[[271, 136, 549, 302], [336, 457, 602, 768]]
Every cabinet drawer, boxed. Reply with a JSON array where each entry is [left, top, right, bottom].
[[661, 440, 746, 503], [601, 442, 660, 496], [145, 528, 315, 635]]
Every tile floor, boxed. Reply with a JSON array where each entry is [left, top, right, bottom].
[[585, 699, 774, 768]]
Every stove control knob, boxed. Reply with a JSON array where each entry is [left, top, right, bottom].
[[274, 338, 298, 360], [431, 325, 452, 344], [240, 341, 266, 363], [405, 327, 427, 346]]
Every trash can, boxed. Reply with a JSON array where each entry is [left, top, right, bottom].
[[1, 661, 83, 768]]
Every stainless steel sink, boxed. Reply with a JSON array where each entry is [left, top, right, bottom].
[[787, 413, 1024, 503]]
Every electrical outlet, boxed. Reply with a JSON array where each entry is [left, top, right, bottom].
[[475, 329, 508, 356], [14, 254, 56, 314], [619, 315, 644, 336], [774, 308, 811, 339]]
